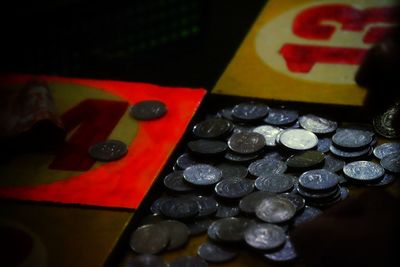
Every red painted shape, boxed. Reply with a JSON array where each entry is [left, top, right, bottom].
[[293, 4, 400, 40], [49, 99, 128, 171], [363, 26, 396, 44], [280, 44, 367, 73]]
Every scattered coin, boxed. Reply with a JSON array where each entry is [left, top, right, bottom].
[[215, 178, 254, 199], [296, 185, 339, 200], [192, 196, 218, 217], [239, 191, 275, 213], [197, 241, 237, 263], [252, 125, 282, 146], [299, 114, 337, 134], [176, 153, 206, 170], [214, 217, 253, 242], [188, 139, 227, 155], [255, 174, 295, 193], [215, 203, 240, 218], [124, 254, 166, 267], [129, 100, 167, 120], [168, 256, 208, 267], [193, 118, 233, 139], [264, 108, 298, 126], [228, 132, 266, 154], [380, 152, 400, 173], [255, 196, 297, 223], [163, 171, 194, 192], [185, 218, 213, 236], [373, 103, 400, 139], [292, 206, 322, 227], [298, 169, 339, 192], [322, 155, 345, 173], [183, 164, 222, 186], [279, 193, 305, 212], [317, 137, 332, 153], [286, 150, 325, 169], [248, 158, 287, 177], [231, 102, 270, 121], [224, 151, 259, 163], [150, 197, 171, 215], [329, 144, 371, 159], [343, 161, 385, 183], [279, 129, 318, 151], [217, 107, 234, 121], [158, 220, 190, 251], [373, 143, 400, 159], [216, 163, 248, 179], [244, 223, 286, 250], [129, 224, 169, 254], [264, 238, 298, 262], [88, 140, 128, 161], [160, 197, 199, 219], [366, 174, 396, 187], [332, 129, 373, 150]]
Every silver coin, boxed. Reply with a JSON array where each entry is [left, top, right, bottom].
[[264, 238, 298, 262], [296, 185, 339, 199], [163, 171, 194, 192], [252, 125, 282, 146], [322, 155, 345, 173], [215, 203, 240, 218], [332, 129, 373, 149], [228, 132, 266, 154], [317, 137, 332, 153], [191, 195, 218, 217], [160, 197, 199, 219], [168, 256, 208, 267], [343, 161, 385, 182], [248, 158, 287, 177], [279, 129, 318, 151], [176, 153, 208, 170], [216, 163, 248, 179], [193, 118, 233, 139], [186, 218, 213, 236], [214, 217, 253, 242], [231, 102, 270, 121], [157, 220, 190, 251], [255, 174, 295, 193], [215, 178, 254, 199], [239, 191, 275, 213], [286, 150, 325, 169], [255, 196, 297, 223], [292, 206, 322, 226], [366, 174, 396, 187], [124, 254, 166, 267], [298, 169, 339, 192], [188, 139, 227, 155], [183, 164, 222, 186], [380, 152, 400, 173], [329, 144, 371, 159], [129, 100, 167, 120], [88, 140, 128, 161], [279, 193, 305, 212], [264, 108, 298, 126], [224, 151, 259, 163], [244, 223, 286, 250], [197, 242, 237, 263], [373, 143, 400, 159], [299, 114, 337, 134], [129, 224, 169, 254]]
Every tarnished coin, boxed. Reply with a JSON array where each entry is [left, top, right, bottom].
[[183, 164, 222, 186], [298, 169, 339, 192], [343, 161, 385, 182], [296, 185, 339, 200], [373, 143, 400, 159], [217, 107, 234, 121], [279, 129, 318, 151], [124, 254, 166, 267], [197, 242, 237, 263], [231, 102, 269, 121], [239, 191, 275, 213], [163, 171, 194, 192], [150, 197, 172, 215], [373, 103, 400, 139], [216, 163, 248, 179], [248, 158, 287, 177], [264, 151, 286, 161], [292, 206, 322, 226], [168, 256, 208, 267], [264, 108, 298, 126], [129, 100, 167, 120], [317, 137, 332, 153], [366, 174, 396, 187], [160, 197, 199, 219], [228, 132, 266, 154], [322, 155, 345, 173], [232, 124, 254, 134], [214, 217, 253, 242], [207, 220, 221, 241], [264, 238, 298, 262], [332, 129, 373, 149], [329, 144, 371, 159], [215, 203, 240, 218], [215, 178, 254, 199], [186, 218, 213, 235], [88, 140, 128, 161], [158, 220, 190, 250], [224, 151, 259, 163], [286, 151, 325, 169], [299, 114, 337, 134], [380, 152, 400, 173], [191, 195, 218, 217], [255, 196, 297, 223], [193, 118, 233, 139], [188, 140, 227, 155], [129, 224, 169, 254], [279, 193, 305, 212], [255, 174, 295, 193], [340, 186, 350, 200], [176, 153, 206, 170], [252, 125, 282, 146], [244, 223, 286, 250]]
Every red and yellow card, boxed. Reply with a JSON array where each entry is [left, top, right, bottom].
[[213, 0, 399, 106], [0, 75, 206, 209]]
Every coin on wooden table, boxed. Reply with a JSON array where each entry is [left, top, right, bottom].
[[255, 174, 295, 193], [322, 155, 345, 173], [373, 143, 400, 159], [332, 129, 373, 150], [299, 114, 337, 134], [329, 144, 371, 159], [343, 161, 385, 183], [317, 137, 332, 153], [252, 125, 282, 146], [129, 224, 169, 254], [264, 108, 298, 126], [279, 129, 318, 151], [214, 217, 253, 242], [228, 132, 266, 154], [160, 197, 199, 219], [193, 118, 233, 139], [366, 174, 396, 187], [298, 169, 339, 192], [129, 100, 167, 120], [224, 151, 259, 163], [191, 195, 218, 217], [255, 196, 296, 224], [88, 140, 128, 161], [215, 178, 254, 199], [175, 153, 207, 170], [264, 238, 298, 262], [380, 152, 400, 173], [188, 139, 227, 155], [158, 220, 190, 251], [186, 218, 213, 236], [292, 206, 322, 227], [239, 191, 275, 213], [215, 203, 240, 218], [248, 158, 287, 177], [216, 162, 248, 179], [286, 150, 324, 169], [279, 193, 305, 212], [197, 241, 237, 263], [231, 102, 269, 121], [163, 171, 195, 192], [183, 164, 222, 186], [244, 223, 286, 250]]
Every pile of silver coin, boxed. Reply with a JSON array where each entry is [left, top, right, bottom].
[[125, 101, 399, 267]]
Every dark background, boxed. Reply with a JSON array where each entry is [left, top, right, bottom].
[[0, 0, 267, 89]]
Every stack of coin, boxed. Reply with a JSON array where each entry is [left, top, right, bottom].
[[330, 127, 375, 159]]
